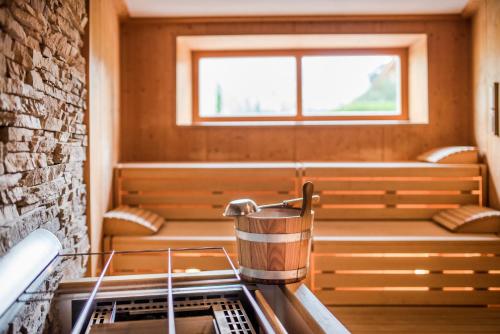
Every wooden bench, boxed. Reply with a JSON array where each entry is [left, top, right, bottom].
[[105, 162, 500, 308], [114, 162, 486, 221], [312, 221, 500, 306], [114, 162, 299, 220], [301, 162, 486, 220], [108, 162, 297, 274]]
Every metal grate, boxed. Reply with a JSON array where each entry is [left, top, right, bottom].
[[214, 300, 254, 334], [86, 293, 255, 334], [88, 304, 114, 326]]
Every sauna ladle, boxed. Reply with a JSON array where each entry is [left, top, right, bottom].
[[223, 194, 319, 217], [300, 182, 314, 219]]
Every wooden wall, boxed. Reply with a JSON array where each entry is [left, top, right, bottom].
[[472, 0, 500, 208], [87, 0, 126, 273], [119, 16, 472, 162]]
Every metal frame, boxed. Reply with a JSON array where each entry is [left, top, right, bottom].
[[71, 250, 115, 334], [67, 246, 242, 334]]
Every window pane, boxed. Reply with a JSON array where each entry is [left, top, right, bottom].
[[198, 57, 296, 118], [302, 55, 401, 116]]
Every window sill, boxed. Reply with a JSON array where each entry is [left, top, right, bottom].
[[183, 120, 428, 127]]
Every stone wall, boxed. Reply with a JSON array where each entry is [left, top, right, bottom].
[[0, 0, 89, 332]]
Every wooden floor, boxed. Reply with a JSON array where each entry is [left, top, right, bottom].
[[329, 306, 500, 333]]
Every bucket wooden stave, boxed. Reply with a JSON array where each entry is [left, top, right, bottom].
[[235, 206, 313, 284]]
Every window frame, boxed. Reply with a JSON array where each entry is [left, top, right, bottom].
[[191, 48, 408, 123]]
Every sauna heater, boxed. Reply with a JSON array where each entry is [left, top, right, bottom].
[[0, 229, 340, 334]]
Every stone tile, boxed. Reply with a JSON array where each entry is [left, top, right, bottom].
[[0, 1, 88, 332]]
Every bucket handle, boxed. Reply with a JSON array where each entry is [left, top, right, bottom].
[[300, 182, 314, 218]]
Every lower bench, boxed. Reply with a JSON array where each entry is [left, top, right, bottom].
[[104, 220, 500, 306]]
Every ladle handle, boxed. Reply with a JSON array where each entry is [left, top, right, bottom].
[[259, 195, 319, 210], [300, 182, 314, 218]]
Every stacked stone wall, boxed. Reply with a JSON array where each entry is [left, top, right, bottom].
[[0, 0, 88, 332]]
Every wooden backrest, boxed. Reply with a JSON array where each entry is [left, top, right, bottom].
[[115, 162, 486, 221], [115, 163, 298, 220], [302, 162, 485, 220]]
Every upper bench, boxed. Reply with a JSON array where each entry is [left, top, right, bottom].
[[114, 162, 486, 221]]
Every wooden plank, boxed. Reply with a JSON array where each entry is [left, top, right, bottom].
[[141, 206, 228, 220], [251, 240, 268, 270], [121, 178, 295, 192], [129, 14, 472, 24], [314, 208, 442, 220], [114, 168, 122, 207], [316, 290, 500, 305], [312, 179, 480, 192], [121, 193, 292, 205], [315, 273, 500, 288], [119, 166, 298, 178], [314, 255, 500, 271], [117, 162, 299, 170], [302, 163, 483, 177], [319, 194, 480, 205], [329, 306, 500, 333], [480, 163, 488, 206], [313, 239, 500, 253], [314, 220, 456, 237]]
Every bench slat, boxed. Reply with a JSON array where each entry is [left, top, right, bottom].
[[314, 256, 500, 271], [121, 178, 295, 192], [315, 208, 442, 220], [315, 273, 500, 288], [139, 207, 228, 220], [315, 290, 500, 306], [312, 180, 480, 191], [119, 167, 297, 178], [313, 240, 500, 253], [319, 194, 480, 205], [122, 194, 292, 205], [303, 163, 482, 177]]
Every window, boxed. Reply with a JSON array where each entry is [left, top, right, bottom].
[[198, 56, 297, 118], [192, 49, 408, 123]]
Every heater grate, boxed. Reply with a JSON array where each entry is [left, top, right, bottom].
[[88, 302, 114, 326], [86, 293, 255, 334], [214, 300, 254, 334]]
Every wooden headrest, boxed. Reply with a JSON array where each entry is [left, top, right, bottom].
[[103, 206, 165, 236], [417, 146, 479, 164], [433, 205, 500, 233]]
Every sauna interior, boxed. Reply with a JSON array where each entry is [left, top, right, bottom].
[[1, 0, 500, 333]]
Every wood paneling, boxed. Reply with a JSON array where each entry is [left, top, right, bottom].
[[87, 0, 127, 274], [120, 17, 472, 162], [472, 0, 500, 209]]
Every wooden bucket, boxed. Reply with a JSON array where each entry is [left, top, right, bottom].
[[233, 183, 314, 284]]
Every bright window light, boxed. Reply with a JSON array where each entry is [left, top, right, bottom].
[[198, 56, 297, 118], [194, 50, 405, 122], [302, 55, 401, 116]]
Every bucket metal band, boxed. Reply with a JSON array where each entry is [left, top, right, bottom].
[[235, 229, 310, 243], [239, 266, 307, 280]]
